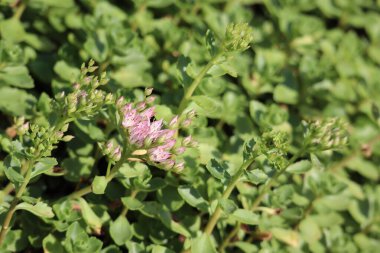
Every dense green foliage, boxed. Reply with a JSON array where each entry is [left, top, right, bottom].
[[1, 0, 380, 252]]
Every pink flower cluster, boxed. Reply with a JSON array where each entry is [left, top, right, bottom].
[[117, 91, 195, 172]]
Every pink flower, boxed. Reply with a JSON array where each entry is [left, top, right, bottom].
[[148, 147, 171, 162]]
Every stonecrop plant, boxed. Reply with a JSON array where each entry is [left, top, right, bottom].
[[1, 1, 380, 252]]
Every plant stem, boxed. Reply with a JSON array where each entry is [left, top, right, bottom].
[[177, 53, 221, 115], [106, 162, 112, 177], [219, 153, 300, 251], [67, 152, 127, 200], [119, 190, 138, 217], [0, 159, 34, 245], [203, 158, 254, 236]]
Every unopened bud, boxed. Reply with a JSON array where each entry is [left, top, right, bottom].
[[55, 131, 64, 139], [62, 135, 75, 142], [132, 149, 148, 156], [145, 87, 153, 96], [169, 116, 179, 128], [175, 147, 186, 155], [181, 119, 192, 128], [173, 161, 185, 173], [186, 109, 196, 119], [182, 136, 192, 146], [105, 93, 114, 103], [145, 96, 156, 104], [162, 160, 175, 170], [61, 124, 69, 132], [136, 102, 146, 111], [116, 96, 125, 108]]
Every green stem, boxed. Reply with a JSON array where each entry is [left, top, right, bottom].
[[0, 159, 34, 245], [120, 190, 138, 217], [13, 2, 26, 20], [67, 151, 128, 200], [219, 153, 301, 251], [204, 158, 254, 236], [177, 53, 222, 115], [106, 162, 112, 177]]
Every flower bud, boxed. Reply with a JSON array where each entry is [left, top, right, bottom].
[[145, 87, 153, 96], [136, 102, 146, 111], [62, 135, 75, 142], [186, 109, 196, 119], [105, 93, 114, 104], [145, 96, 156, 104], [222, 23, 254, 52], [162, 160, 175, 170], [169, 116, 179, 128], [116, 96, 125, 108], [18, 122, 29, 135], [175, 147, 186, 155], [181, 119, 192, 128], [173, 161, 185, 173], [61, 124, 69, 132], [132, 149, 148, 156], [73, 83, 80, 90], [112, 147, 122, 161], [55, 131, 64, 139], [182, 136, 192, 146]]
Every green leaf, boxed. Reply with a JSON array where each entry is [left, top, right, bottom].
[[43, 234, 65, 253], [219, 199, 238, 214], [177, 55, 193, 87], [31, 158, 58, 179], [271, 228, 300, 247], [121, 196, 144, 210], [273, 84, 298, 105], [158, 208, 191, 237], [151, 245, 175, 253], [92, 176, 108, 194], [299, 218, 322, 244], [206, 158, 230, 180], [286, 160, 312, 174], [231, 209, 260, 225], [109, 216, 133, 246], [0, 87, 36, 116], [54, 61, 80, 82], [3, 155, 23, 184], [178, 185, 208, 212], [78, 198, 102, 234], [64, 222, 103, 253], [191, 233, 217, 253], [243, 138, 256, 162], [0, 18, 26, 43], [157, 186, 184, 211], [245, 169, 268, 185], [206, 30, 218, 57], [15, 202, 54, 218], [191, 95, 223, 118], [0, 66, 34, 88]]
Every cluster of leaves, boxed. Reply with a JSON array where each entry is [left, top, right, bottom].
[[0, 0, 380, 252]]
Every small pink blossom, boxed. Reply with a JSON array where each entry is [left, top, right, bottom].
[[148, 147, 171, 162]]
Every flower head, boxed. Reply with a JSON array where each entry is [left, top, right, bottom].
[[116, 92, 195, 172]]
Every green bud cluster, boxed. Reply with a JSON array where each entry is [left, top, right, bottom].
[[99, 141, 122, 163], [256, 130, 290, 170], [303, 118, 348, 151], [55, 60, 113, 119], [222, 23, 254, 52], [25, 124, 72, 157]]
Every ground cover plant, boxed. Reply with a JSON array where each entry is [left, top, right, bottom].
[[0, 0, 380, 252]]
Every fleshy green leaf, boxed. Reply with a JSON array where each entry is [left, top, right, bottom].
[[178, 185, 208, 212], [109, 216, 133, 246], [15, 202, 54, 218], [286, 160, 312, 174], [92, 176, 108, 194]]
